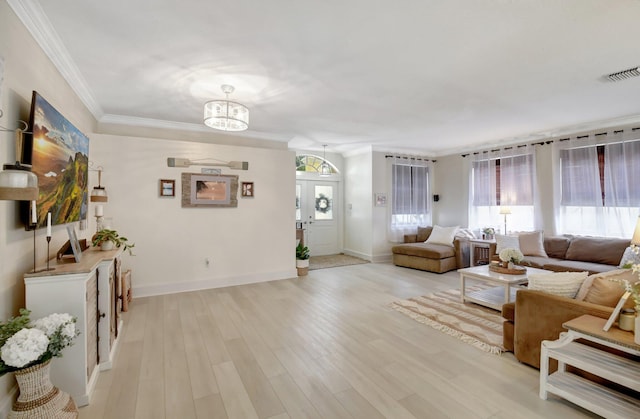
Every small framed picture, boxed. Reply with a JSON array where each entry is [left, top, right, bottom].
[[241, 182, 254, 198], [160, 179, 175, 197], [375, 192, 387, 207], [603, 291, 630, 331]]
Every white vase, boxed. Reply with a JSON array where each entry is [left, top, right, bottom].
[[507, 261, 514, 270], [100, 241, 114, 251], [635, 316, 640, 345]]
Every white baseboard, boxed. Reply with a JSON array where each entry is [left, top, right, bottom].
[[342, 249, 393, 264], [132, 269, 297, 298], [342, 249, 371, 261]]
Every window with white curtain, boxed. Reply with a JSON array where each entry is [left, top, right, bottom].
[[556, 132, 640, 237], [388, 156, 431, 242], [468, 145, 539, 233]]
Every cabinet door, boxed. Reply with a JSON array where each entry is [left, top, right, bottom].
[[86, 272, 98, 379], [111, 257, 121, 345]]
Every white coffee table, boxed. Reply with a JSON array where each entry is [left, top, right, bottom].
[[458, 265, 548, 310]]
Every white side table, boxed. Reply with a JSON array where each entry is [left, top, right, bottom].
[[540, 314, 640, 418]]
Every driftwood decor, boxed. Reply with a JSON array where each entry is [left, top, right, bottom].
[[181, 173, 238, 208]]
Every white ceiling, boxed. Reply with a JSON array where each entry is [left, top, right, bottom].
[[9, 0, 640, 156]]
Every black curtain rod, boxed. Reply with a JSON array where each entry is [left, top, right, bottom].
[[460, 125, 640, 157], [385, 155, 436, 162]]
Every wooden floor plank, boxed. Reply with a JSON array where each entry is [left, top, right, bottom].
[[194, 393, 228, 419], [213, 361, 260, 419], [224, 338, 285, 418], [79, 263, 595, 419]]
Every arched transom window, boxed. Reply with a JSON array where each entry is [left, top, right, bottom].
[[296, 155, 339, 174]]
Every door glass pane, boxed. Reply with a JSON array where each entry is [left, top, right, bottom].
[[314, 185, 333, 220], [296, 184, 301, 221]]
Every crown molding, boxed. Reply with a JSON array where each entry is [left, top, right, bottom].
[[8, 0, 103, 118], [99, 113, 288, 142], [100, 114, 212, 133]]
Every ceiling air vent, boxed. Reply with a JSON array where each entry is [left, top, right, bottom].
[[607, 66, 640, 82]]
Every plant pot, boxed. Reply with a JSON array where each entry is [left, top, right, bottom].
[[9, 359, 78, 419], [100, 240, 114, 251], [296, 259, 309, 276]]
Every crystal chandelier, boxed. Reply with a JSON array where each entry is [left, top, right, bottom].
[[203, 85, 249, 131]]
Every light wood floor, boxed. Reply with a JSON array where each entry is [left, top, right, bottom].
[[79, 263, 597, 419]]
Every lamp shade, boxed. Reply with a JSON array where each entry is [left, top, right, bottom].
[[632, 216, 640, 245], [90, 168, 108, 202], [90, 186, 108, 202], [499, 206, 512, 215], [0, 164, 38, 201]]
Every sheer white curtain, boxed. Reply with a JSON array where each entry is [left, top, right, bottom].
[[388, 156, 432, 242], [554, 130, 640, 237], [468, 150, 499, 232], [468, 146, 539, 233], [499, 145, 540, 232]]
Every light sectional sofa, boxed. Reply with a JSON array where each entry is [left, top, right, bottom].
[[489, 234, 630, 274], [391, 226, 470, 274]]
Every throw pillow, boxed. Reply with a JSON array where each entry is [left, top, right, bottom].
[[576, 269, 637, 308], [528, 271, 589, 299], [618, 246, 640, 268], [495, 234, 521, 254], [518, 231, 548, 257], [425, 225, 459, 247], [565, 236, 630, 265], [543, 235, 571, 259]]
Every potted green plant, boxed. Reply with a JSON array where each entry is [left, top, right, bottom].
[[296, 242, 310, 276], [92, 229, 135, 254]]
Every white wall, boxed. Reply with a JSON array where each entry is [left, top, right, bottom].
[[90, 134, 296, 297], [371, 151, 393, 261], [343, 149, 373, 259], [432, 154, 470, 228]]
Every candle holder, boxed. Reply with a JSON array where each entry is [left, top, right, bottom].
[[45, 236, 55, 272], [31, 229, 56, 273], [31, 223, 37, 273]]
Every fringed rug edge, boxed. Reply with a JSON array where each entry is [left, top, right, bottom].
[[388, 301, 504, 355]]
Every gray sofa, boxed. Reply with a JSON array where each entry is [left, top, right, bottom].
[[392, 226, 470, 274], [489, 235, 630, 274]]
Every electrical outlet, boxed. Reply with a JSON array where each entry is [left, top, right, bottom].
[[205, 258, 211, 267]]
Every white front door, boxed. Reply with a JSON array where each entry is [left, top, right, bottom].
[[296, 180, 339, 256]]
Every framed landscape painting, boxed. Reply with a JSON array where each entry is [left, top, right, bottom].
[[28, 91, 89, 228], [181, 173, 238, 208]]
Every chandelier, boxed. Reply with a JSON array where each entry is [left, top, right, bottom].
[[203, 85, 249, 131], [320, 144, 331, 177]]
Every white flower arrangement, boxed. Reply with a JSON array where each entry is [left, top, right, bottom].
[[483, 227, 495, 235], [0, 309, 79, 375], [499, 247, 524, 264]]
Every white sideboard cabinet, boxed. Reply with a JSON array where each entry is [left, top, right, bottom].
[[24, 247, 123, 407]]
